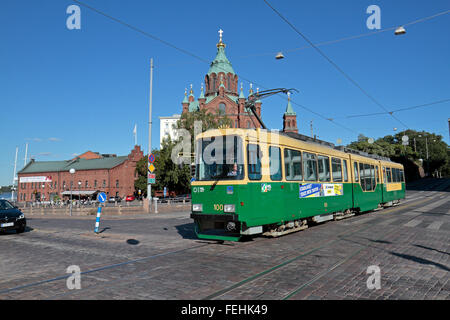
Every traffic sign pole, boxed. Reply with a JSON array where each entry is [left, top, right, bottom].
[[147, 58, 154, 212], [95, 192, 106, 234], [94, 206, 102, 234]]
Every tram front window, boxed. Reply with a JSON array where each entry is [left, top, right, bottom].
[[196, 136, 244, 181]]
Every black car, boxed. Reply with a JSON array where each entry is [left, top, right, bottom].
[[0, 200, 26, 234]]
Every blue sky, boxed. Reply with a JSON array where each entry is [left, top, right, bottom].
[[1, 0, 449, 186]]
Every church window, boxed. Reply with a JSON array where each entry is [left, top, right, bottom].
[[219, 103, 226, 114]]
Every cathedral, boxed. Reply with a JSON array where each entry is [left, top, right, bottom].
[[181, 30, 298, 133]]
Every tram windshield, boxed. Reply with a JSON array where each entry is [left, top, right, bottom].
[[195, 135, 244, 181]]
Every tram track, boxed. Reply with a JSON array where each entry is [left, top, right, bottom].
[[0, 190, 441, 299], [202, 194, 439, 300], [0, 243, 212, 296]]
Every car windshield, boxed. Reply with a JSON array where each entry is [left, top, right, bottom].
[[0, 200, 15, 210], [196, 135, 244, 181]]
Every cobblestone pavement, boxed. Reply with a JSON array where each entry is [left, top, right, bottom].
[[0, 179, 448, 300]]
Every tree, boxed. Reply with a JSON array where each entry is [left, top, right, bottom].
[[347, 129, 450, 179], [135, 109, 233, 197], [175, 108, 232, 153]]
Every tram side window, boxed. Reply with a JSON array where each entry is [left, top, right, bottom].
[[303, 152, 318, 181], [331, 158, 343, 182], [318, 155, 331, 182], [400, 170, 405, 182], [395, 168, 400, 182], [354, 162, 359, 182], [359, 163, 366, 190], [269, 146, 282, 181], [284, 148, 302, 181], [386, 168, 392, 183], [343, 159, 349, 182], [375, 166, 379, 183], [370, 165, 375, 190], [365, 163, 372, 191], [247, 144, 262, 180]]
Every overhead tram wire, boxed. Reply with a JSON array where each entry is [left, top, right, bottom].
[[263, 0, 411, 130], [71, 0, 360, 136], [329, 98, 450, 120], [237, 9, 450, 59]]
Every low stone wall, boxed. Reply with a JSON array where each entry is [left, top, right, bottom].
[[21, 203, 191, 216]]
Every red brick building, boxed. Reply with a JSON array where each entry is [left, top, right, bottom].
[[181, 30, 298, 132], [17, 146, 144, 202]]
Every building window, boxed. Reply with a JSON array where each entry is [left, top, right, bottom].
[[235, 120, 238, 128], [116, 180, 119, 188], [219, 103, 226, 115], [63, 181, 66, 189], [103, 180, 106, 188], [284, 148, 302, 181], [94, 180, 97, 188], [247, 121, 251, 128], [85, 180, 89, 188]]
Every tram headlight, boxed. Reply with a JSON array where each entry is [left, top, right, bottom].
[[224, 204, 235, 213], [192, 204, 203, 212]]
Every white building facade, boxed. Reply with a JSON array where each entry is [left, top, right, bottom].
[[159, 114, 181, 148]]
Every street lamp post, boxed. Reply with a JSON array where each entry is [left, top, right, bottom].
[[69, 168, 75, 216], [418, 134, 434, 177], [78, 181, 81, 207]]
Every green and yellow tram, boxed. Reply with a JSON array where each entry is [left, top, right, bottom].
[[190, 128, 405, 241]]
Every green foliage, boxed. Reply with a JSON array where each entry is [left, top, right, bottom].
[[135, 109, 233, 197], [176, 109, 232, 152], [348, 129, 450, 177]]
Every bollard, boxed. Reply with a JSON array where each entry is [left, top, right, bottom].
[[154, 197, 159, 213], [94, 205, 102, 233]]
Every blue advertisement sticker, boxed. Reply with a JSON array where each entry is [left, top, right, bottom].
[[299, 183, 322, 198], [227, 186, 234, 194]]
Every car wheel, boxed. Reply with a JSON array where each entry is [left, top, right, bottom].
[[16, 226, 25, 234]]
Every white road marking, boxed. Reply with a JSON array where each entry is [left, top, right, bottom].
[[403, 219, 422, 227], [426, 221, 444, 230]]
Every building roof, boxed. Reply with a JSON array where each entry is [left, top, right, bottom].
[[207, 43, 235, 76], [284, 93, 296, 115], [18, 156, 129, 174]]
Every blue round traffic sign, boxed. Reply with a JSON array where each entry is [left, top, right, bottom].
[[149, 154, 155, 163], [97, 192, 107, 203]]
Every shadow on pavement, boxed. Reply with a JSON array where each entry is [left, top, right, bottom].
[[390, 251, 450, 272], [406, 178, 450, 192], [0, 226, 34, 236], [175, 222, 197, 240], [413, 244, 450, 256]]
